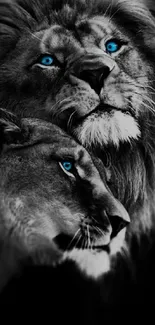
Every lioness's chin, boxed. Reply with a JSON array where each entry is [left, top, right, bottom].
[[62, 228, 127, 279], [74, 110, 140, 148]]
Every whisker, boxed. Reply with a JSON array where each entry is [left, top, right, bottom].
[[91, 216, 100, 225], [132, 89, 155, 101], [130, 97, 155, 114], [73, 213, 85, 220], [51, 96, 75, 115], [85, 236, 88, 249], [93, 225, 106, 237], [74, 233, 82, 249], [133, 75, 151, 79], [106, 0, 114, 21], [96, 226, 106, 237], [28, 31, 43, 42], [90, 237, 93, 251], [129, 81, 155, 93], [67, 110, 77, 130], [108, 7, 120, 23], [82, 237, 86, 249], [87, 225, 91, 249], [66, 228, 80, 250], [133, 88, 155, 104], [143, 95, 155, 107]]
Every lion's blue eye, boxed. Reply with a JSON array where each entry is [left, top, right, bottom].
[[40, 55, 54, 66], [105, 40, 120, 53], [62, 162, 73, 171], [59, 161, 75, 178]]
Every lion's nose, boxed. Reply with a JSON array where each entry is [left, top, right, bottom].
[[79, 66, 110, 94], [67, 53, 113, 95]]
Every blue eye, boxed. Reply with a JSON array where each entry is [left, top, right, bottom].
[[40, 55, 54, 66], [105, 40, 120, 53], [62, 161, 73, 171], [59, 161, 75, 178]]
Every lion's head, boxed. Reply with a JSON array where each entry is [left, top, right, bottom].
[[0, 0, 155, 238]]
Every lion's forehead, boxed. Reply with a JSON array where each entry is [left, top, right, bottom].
[[38, 15, 121, 58]]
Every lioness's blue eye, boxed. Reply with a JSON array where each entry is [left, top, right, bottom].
[[62, 162, 72, 171], [39, 55, 54, 66], [105, 40, 120, 53]]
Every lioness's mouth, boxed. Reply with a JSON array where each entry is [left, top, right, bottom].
[[54, 233, 82, 251], [54, 233, 110, 252], [54, 217, 128, 253]]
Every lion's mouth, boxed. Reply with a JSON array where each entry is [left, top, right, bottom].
[[75, 103, 132, 124]]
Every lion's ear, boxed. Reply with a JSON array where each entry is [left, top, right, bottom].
[[0, 109, 25, 147], [145, 0, 155, 17], [0, 2, 21, 59]]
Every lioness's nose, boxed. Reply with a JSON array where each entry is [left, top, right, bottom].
[[98, 192, 130, 238]]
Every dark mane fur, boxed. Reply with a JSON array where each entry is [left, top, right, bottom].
[[2, 0, 155, 36]]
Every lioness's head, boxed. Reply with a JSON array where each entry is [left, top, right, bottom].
[[0, 0, 155, 236], [0, 109, 129, 261]]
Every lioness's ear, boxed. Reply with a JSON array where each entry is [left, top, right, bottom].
[[0, 108, 24, 147]]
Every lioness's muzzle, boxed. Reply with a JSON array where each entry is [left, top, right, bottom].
[[98, 192, 130, 238]]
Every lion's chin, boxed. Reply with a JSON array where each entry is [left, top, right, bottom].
[[74, 110, 141, 148]]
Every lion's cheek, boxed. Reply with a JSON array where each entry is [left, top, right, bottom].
[[74, 110, 141, 148]]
